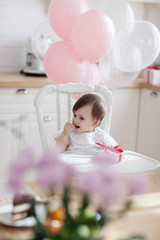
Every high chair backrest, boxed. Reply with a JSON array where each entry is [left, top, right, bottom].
[[34, 83, 113, 151]]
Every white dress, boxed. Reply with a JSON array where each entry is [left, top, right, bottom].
[[54, 127, 117, 155]]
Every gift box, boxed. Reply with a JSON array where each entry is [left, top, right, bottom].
[[96, 143, 123, 164], [144, 66, 160, 86]]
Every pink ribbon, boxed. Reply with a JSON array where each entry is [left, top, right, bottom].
[[146, 66, 160, 70]]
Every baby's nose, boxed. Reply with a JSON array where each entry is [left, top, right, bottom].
[[74, 119, 79, 125], [74, 119, 78, 124]]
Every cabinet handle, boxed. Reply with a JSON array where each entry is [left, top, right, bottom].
[[150, 91, 158, 98], [16, 89, 28, 94], [43, 115, 52, 122]]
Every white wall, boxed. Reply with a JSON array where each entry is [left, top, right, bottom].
[[0, 0, 159, 73], [0, 0, 48, 72], [130, 2, 160, 30]]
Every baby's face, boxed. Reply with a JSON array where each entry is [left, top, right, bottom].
[[72, 104, 97, 133]]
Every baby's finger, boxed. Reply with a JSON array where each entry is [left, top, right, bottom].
[[68, 124, 74, 129]]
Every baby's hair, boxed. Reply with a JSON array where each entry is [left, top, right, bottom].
[[73, 93, 105, 122]]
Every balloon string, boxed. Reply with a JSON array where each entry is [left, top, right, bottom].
[[91, 64, 94, 83], [91, 0, 95, 10]]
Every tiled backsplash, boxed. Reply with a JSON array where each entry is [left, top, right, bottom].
[[0, 0, 159, 73], [0, 0, 48, 72]]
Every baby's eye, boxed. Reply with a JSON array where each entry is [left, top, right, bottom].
[[80, 117, 84, 120], [74, 114, 77, 118]]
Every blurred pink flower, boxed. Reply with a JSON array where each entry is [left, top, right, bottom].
[[101, 183, 120, 205], [79, 165, 120, 207], [7, 146, 76, 193], [128, 175, 149, 195], [7, 146, 36, 194], [93, 151, 118, 165], [7, 173, 23, 195], [36, 148, 75, 188]]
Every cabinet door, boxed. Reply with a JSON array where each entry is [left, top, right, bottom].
[[110, 88, 140, 151], [20, 114, 42, 152], [21, 113, 57, 152], [0, 114, 21, 178], [137, 89, 160, 161]]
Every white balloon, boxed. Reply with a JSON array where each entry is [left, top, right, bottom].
[[113, 21, 160, 72], [114, 42, 142, 72], [31, 20, 61, 61], [86, 0, 135, 32], [99, 53, 140, 88], [153, 51, 160, 66]]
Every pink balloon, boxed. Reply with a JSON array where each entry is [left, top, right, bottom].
[[72, 10, 115, 63], [44, 41, 88, 84], [48, 0, 89, 41], [83, 62, 101, 84], [72, 63, 101, 100]]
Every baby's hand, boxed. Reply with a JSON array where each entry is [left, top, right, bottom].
[[63, 122, 74, 136]]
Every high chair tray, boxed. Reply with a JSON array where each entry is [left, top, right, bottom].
[[61, 151, 160, 174]]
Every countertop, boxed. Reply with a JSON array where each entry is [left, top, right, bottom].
[[0, 72, 160, 91], [0, 72, 51, 88]]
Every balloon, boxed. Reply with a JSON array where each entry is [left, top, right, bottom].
[[44, 41, 87, 84], [114, 43, 142, 72], [72, 63, 101, 100], [72, 10, 115, 63], [113, 21, 160, 72], [153, 52, 160, 66], [93, 0, 135, 33], [83, 62, 101, 85], [31, 20, 61, 61], [48, 0, 89, 41], [99, 53, 140, 88]]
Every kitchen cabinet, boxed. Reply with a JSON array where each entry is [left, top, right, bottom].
[[110, 88, 140, 151], [0, 88, 42, 178], [0, 86, 62, 178], [0, 114, 21, 178], [137, 88, 160, 161]]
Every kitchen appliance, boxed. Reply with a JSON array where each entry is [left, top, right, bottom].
[[21, 20, 60, 76], [21, 37, 46, 76]]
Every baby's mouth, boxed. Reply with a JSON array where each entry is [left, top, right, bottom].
[[74, 124, 80, 129]]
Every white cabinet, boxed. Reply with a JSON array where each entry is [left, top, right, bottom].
[[0, 87, 62, 178], [137, 88, 160, 161], [110, 88, 140, 151], [20, 114, 42, 149], [0, 88, 42, 178], [0, 114, 21, 178]]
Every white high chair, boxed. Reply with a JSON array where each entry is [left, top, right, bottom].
[[34, 83, 113, 151], [34, 83, 160, 174]]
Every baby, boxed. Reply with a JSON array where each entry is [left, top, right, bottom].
[[55, 93, 117, 155]]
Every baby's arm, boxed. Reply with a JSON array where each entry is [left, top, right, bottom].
[[56, 122, 74, 152]]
